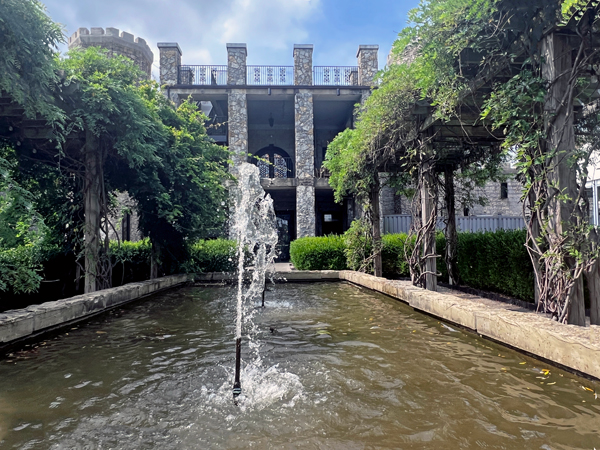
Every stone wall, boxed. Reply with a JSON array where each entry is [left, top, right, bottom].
[[379, 170, 523, 218], [69, 28, 154, 79], [295, 92, 315, 178], [227, 44, 247, 85], [0, 275, 190, 348], [228, 90, 249, 167], [107, 192, 142, 242], [294, 45, 313, 86], [357, 45, 379, 86], [295, 90, 316, 236], [464, 173, 522, 216], [158, 43, 182, 86]]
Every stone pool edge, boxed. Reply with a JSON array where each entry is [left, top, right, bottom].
[[0, 274, 191, 352]]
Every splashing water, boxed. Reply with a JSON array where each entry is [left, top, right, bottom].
[[229, 163, 280, 399]]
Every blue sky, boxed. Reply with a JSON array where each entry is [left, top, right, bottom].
[[42, 0, 421, 81]]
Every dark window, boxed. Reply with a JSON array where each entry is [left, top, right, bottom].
[[253, 145, 293, 178], [463, 207, 469, 217], [500, 182, 508, 199]]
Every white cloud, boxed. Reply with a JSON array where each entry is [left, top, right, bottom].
[[44, 0, 323, 69]]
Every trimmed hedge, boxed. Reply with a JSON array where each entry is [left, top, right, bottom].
[[290, 235, 347, 270], [110, 239, 152, 286], [290, 229, 534, 302], [186, 238, 238, 273], [456, 229, 534, 301]]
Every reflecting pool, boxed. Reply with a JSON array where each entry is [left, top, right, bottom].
[[0, 283, 598, 449]]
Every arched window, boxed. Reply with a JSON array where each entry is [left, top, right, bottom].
[[253, 146, 294, 178]]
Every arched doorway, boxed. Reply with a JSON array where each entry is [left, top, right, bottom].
[[253, 145, 294, 179]]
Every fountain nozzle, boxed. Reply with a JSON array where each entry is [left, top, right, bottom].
[[233, 337, 242, 400]]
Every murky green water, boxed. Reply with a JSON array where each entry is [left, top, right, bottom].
[[0, 282, 598, 449]]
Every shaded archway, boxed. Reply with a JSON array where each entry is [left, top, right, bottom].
[[253, 145, 294, 178]]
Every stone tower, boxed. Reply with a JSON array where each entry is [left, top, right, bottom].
[[68, 27, 154, 79]]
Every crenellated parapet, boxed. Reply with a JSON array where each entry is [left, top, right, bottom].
[[68, 27, 154, 78]]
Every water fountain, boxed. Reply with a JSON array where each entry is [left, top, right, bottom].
[[229, 163, 279, 401]]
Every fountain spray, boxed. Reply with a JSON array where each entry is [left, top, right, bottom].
[[230, 164, 278, 401]]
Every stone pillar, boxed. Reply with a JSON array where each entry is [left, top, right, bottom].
[[228, 90, 248, 169], [357, 45, 379, 86], [157, 43, 182, 86], [295, 90, 315, 237], [227, 43, 247, 85], [293, 44, 313, 86]]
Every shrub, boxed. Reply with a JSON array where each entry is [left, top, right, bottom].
[[110, 239, 152, 286], [456, 229, 534, 301], [344, 218, 372, 272], [0, 244, 43, 295], [381, 233, 412, 277], [290, 235, 347, 270], [185, 238, 238, 273]]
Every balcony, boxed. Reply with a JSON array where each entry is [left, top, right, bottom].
[[178, 65, 227, 85], [177, 65, 360, 86], [247, 66, 294, 85], [313, 66, 358, 86]]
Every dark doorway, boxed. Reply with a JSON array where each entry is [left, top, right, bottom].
[[266, 189, 296, 262], [322, 211, 343, 236], [275, 213, 292, 261]]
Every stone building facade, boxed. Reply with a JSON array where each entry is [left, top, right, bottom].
[[68, 27, 154, 79], [69, 27, 155, 242], [379, 168, 523, 218], [159, 42, 378, 258]]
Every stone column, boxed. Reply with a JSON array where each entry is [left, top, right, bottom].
[[295, 90, 315, 237], [157, 43, 182, 86], [228, 90, 248, 169], [357, 45, 379, 86], [227, 43, 247, 85], [293, 44, 313, 86]]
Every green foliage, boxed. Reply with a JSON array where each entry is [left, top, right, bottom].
[[185, 239, 239, 273], [0, 244, 43, 295], [381, 233, 413, 277], [109, 239, 152, 285], [343, 218, 373, 272], [290, 236, 347, 271], [456, 229, 534, 301], [0, 146, 47, 249], [0, 0, 64, 121]]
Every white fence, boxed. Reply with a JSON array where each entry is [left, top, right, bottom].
[[382, 214, 525, 234]]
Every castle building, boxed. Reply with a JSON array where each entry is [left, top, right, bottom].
[[158, 42, 378, 259], [68, 27, 154, 242], [68, 27, 154, 79]]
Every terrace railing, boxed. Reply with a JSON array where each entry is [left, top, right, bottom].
[[247, 66, 294, 85], [313, 66, 358, 86], [178, 65, 228, 85]]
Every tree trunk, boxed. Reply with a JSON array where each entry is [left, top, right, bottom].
[[526, 188, 541, 306], [371, 174, 383, 278], [84, 130, 100, 294], [586, 259, 600, 325], [542, 32, 585, 325], [150, 240, 160, 280], [444, 166, 459, 286], [421, 157, 437, 291]]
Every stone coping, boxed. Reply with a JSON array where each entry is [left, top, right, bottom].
[[0, 274, 191, 350]]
